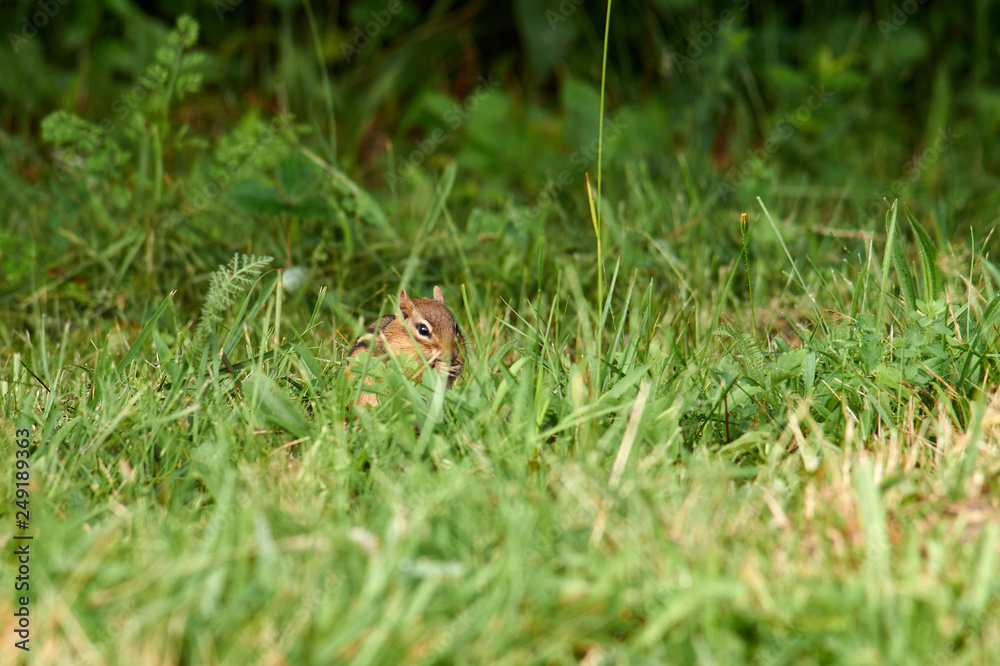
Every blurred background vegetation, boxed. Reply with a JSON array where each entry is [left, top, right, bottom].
[[1, 0, 998, 326]]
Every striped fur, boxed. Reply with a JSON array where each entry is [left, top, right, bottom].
[[347, 288, 464, 406]]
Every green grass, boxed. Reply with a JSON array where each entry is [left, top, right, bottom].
[[4, 5, 1000, 665], [5, 193, 1000, 663]]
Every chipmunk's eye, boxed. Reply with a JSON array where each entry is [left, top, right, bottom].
[[416, 323, 431, 337]]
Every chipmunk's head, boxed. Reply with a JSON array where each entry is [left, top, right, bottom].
[[397, 286, 465, 382]]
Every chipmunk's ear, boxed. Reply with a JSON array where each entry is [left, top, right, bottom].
[[398, 289, 414, 319], [433, 286, 445, 303]]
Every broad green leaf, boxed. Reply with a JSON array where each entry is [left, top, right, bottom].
[[284, 196, 338, 220], [228, 179, 289, 216], [276, 153, 323, 202]]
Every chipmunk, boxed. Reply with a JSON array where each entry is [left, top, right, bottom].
[[348, 286, 465, 406]]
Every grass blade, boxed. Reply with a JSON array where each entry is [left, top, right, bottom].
[[905, 204, 942, 303], [222, 272, 280, 359], [117, 290, 176, 374], [399, 161, 456, 291], [876, 200, 900, 324], [889, 206, 917, 312]]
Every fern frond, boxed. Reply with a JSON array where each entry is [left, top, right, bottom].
[[715, 323, 768, 386], [187, 254, 273, 364]]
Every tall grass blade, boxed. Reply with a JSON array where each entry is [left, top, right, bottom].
[[904, 204, 942, 303], [400, 161, 456, 291], [221, 272, 280, 359], [876, 200, 900, 324], [591, 0, 613, 395], [757, 197, 825, 331], [117, 290, 177, 374], [586, 173, 604, 390], [889, 207, 917, 313], [959, 291, 1000, 386], [850, 256, 870, 319], [302, 0, 337, 162]]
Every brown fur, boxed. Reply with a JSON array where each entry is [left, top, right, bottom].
[[348, 286, 465, 406]]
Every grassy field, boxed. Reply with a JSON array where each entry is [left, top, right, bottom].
[[3, 3, 1000, 665]]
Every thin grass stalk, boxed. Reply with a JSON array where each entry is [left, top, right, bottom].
[[876, 200, 900, 326], [303, 0, 338, 163], [740, 212, 758, 346], [593, 0, 614, 390]]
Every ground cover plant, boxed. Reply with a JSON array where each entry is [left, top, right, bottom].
[[2, 1, 1000, 664]]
